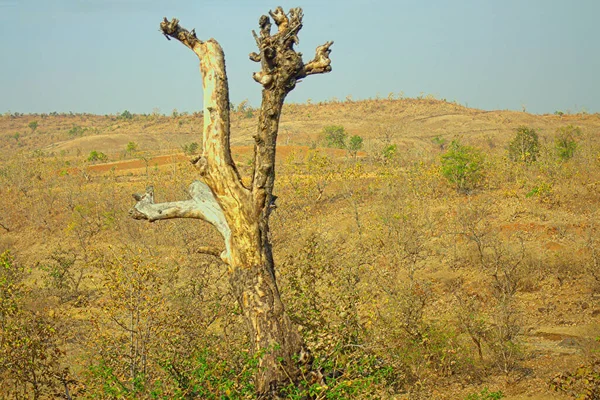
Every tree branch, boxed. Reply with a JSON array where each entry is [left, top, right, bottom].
[[155, 17, 266, 266], [248, 7, 333, 213], [196, 246, 225, 259], [160, 17, 202, 50], [159, 17, 251, 210], [129, 181, 232, 263], [301, 41, 334, 77]]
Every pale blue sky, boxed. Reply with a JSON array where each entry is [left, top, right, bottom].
[[1, 0, 598, 115]]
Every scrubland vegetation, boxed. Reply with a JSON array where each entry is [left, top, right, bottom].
[[1, 97, 600, 398]]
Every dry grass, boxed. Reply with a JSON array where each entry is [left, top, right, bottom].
[[1, 98, 600, 398]]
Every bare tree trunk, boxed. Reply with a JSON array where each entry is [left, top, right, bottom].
[[130, 7, 332, 396]]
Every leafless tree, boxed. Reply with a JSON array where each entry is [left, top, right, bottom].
[[130, 7, 333, 395]]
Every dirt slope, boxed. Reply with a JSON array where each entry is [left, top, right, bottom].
[[2, 99, 598, 160]]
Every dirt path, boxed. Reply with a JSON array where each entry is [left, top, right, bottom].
[[86, 154, 187, 173], [85, 145, 363, 173]]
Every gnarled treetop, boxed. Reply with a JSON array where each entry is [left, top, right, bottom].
[[160, 7, 333, 92]]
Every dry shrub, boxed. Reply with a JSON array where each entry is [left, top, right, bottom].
[[550, 359, 600, 400], [0, 251, 69, 398], [279, 233, 400, 397], [451, 200, 529, 376]]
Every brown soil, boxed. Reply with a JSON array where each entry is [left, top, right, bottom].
[[84, 145, 362, 173]]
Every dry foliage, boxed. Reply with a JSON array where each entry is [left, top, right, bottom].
[[1, 99, 600, 398]]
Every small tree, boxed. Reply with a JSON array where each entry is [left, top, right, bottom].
[[28, 120, 38, 133], [182, 142, 199, 155], [323, 125, 347, 148], [126, 141, 138, 153], [87, 150, 107, 162], [348, 135, 363, 158], [119, 110, 133, 120], [432, 135, 447, 150], [68, 126, 86, 137], [441, 140, 485, 192], [555, 125, 581, 161], [508, 126, 539, 163], [382, 143, 397, 163]]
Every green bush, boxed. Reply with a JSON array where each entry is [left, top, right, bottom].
[[465, 387, 504, 400], [182, 142, 200, 155], [68, 125, 86, 137], [433, 135, 447, 150], [348, 135, 363, 158], [119, 110, 133, 120], [126, 141, 138, 153], [381, 144, 398, 163], [508, 126, 539, 163], [88, 348, 258, 399], [441, 140, 485, 192], [555, 125, 581, 161], [87, 150, 108, 162], [323, 125, 347, 149], [28, 120, 38, 133]]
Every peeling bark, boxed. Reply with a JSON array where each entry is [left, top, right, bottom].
[[131, 9, 332, 396]]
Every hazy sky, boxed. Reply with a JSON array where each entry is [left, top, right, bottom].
[[1, 0, 598, 115]]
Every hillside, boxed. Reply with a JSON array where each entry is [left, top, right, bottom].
[[2, 98, 599, 160], [1, 99, 600, 399]]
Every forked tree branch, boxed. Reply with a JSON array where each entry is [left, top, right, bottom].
[[132, 10, 332, 269], [130, 9, 333, 393]]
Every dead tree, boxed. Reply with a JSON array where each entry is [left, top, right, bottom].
[[130, 7, 332, 396]]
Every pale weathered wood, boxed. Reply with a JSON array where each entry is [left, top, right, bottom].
[[131, 9, 332, 396], [129, 181, 231, 262]]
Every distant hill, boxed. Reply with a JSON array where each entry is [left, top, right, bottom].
[[1, 98, 598, 161]]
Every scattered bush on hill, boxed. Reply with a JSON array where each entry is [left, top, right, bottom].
[[68, 125, 87, 137], [0, 251, 68, 398], [182, 142, 200, 155], [555, 125, 581, 161], [119, 110, 133, 120], [87, 150, 108, 162], [441, 140, 485, 192], [126, 141, 138, 153], [348, 135, 363, 158], [508, 126, 539, 163], [28, 120, 38, 133], [323, 125, 347, 149], [381, 143, 398, 163]]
